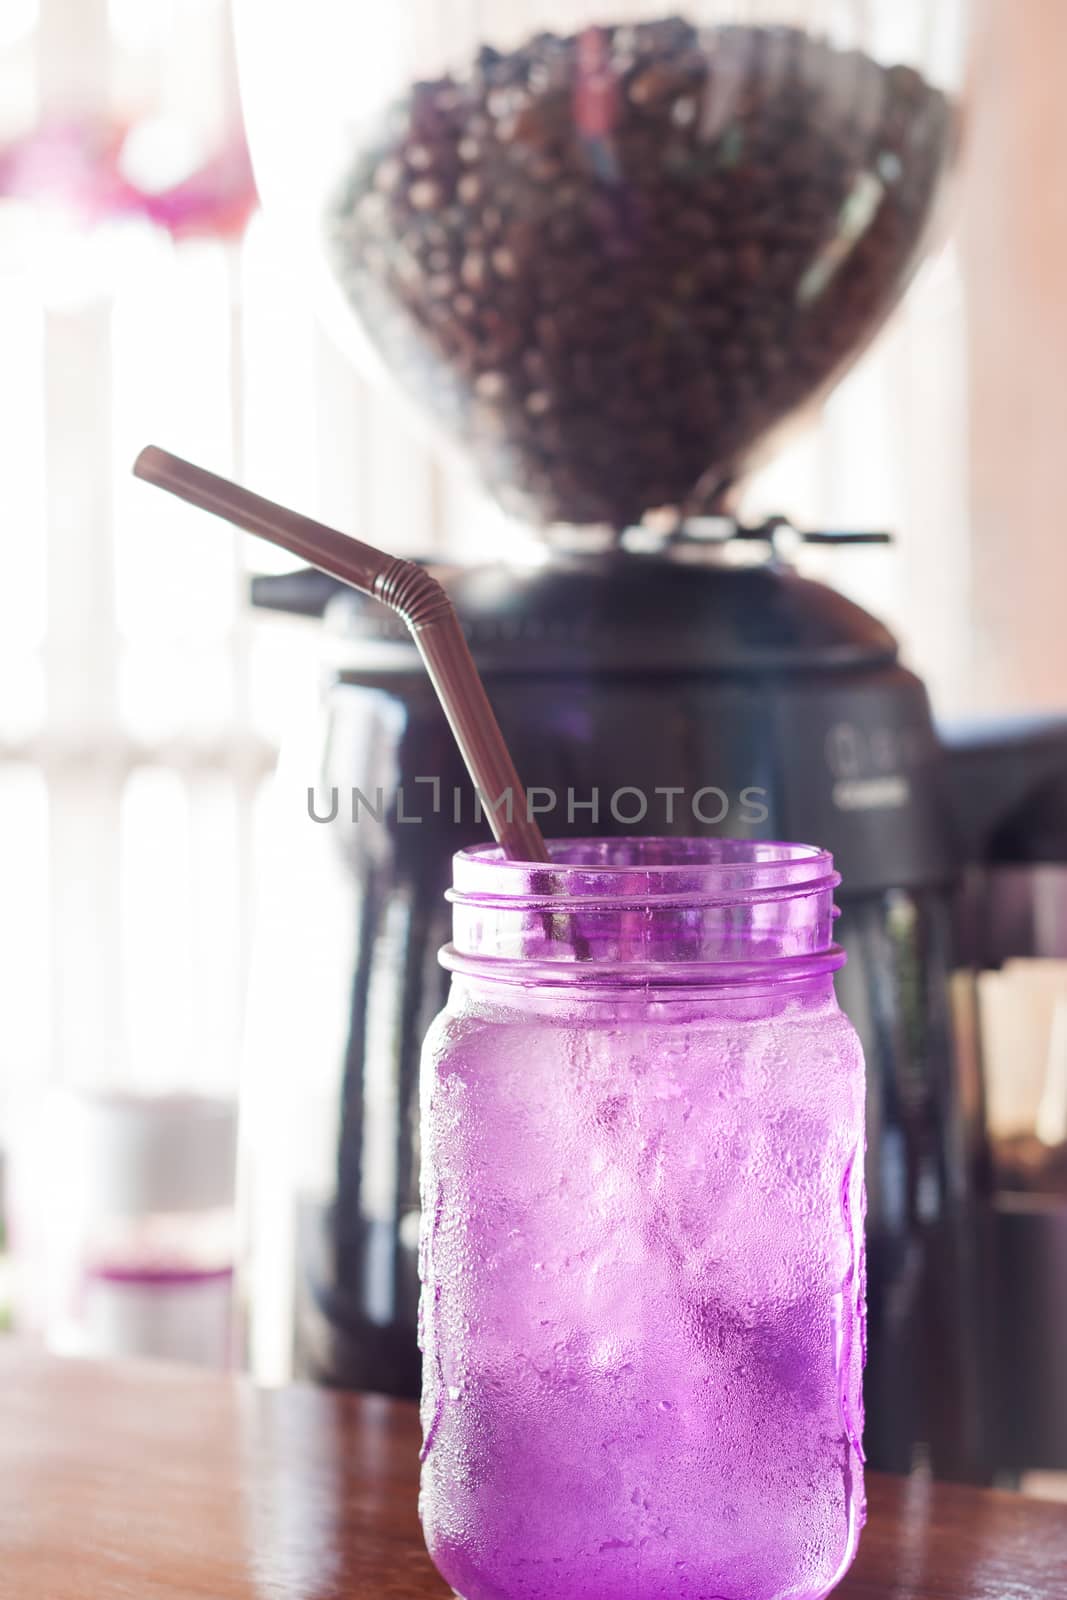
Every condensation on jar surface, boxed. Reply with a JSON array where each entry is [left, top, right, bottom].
[[418, 839, 866, 1600]]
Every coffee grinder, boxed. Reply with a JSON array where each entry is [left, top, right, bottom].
[[236, 2, 991, 1478]]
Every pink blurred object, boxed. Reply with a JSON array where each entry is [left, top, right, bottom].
[[0, 113, 258, 238], [0, 117, 132, 221], [138, 134, 258, 239]]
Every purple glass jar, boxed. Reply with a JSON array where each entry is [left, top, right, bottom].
[[419, 839, 866, 1600]]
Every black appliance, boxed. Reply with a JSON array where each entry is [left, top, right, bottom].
[[249, 527, 1001, 1483], [942, 717, 1067, 1479]]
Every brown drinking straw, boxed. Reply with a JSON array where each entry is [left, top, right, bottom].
[[133, 446, 550, 864]]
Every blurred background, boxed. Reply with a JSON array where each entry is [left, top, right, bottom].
[[1, 0, 1066, 1496]]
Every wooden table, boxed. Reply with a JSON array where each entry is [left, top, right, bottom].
[[1, 1346, 1065, 1599]]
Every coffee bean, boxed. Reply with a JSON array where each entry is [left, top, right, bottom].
[[355, 192, 389, 231], [373, 158, 404, 194], [474, 371, 508, 400], [478, 308, 523, 361], [328, 18, 952, 529], [737, 242, 766, 282], [408, 179, 444, 212], [491, 246, 519, 280], [460, 251, 488, 290]]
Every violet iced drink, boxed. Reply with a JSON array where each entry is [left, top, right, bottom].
[[419, 839, 866, 1600]]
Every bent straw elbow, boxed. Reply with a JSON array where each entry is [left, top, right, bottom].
[[373, 559, 456, 632]]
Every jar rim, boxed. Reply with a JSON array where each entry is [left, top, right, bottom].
[[449, 836, 838, 907]]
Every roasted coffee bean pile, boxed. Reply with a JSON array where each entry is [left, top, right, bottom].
[[329, 19, 952, 530]]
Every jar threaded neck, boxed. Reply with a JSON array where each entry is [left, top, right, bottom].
[[443, 838, 843, 988]]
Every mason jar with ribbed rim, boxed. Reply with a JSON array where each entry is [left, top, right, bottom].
[[418, 838, 865, 1600]]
